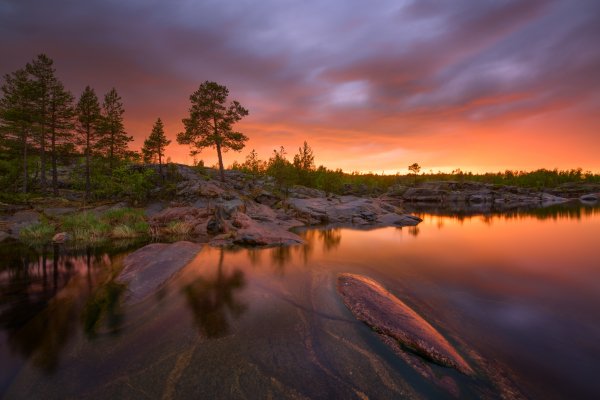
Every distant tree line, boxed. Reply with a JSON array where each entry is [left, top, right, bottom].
[[231, 144, 600, 195]]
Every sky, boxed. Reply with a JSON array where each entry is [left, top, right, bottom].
[[1, 0, 599, 173]]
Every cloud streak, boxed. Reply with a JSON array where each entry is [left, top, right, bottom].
[[1, 0, 599, 172]]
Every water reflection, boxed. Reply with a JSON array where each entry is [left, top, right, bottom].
[[182, 249, 247, 338], [408, 202, 600, 223], [0, 241, 139, 375], [270, 246, 292, 275]]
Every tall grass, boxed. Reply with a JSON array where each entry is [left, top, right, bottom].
[[164, 221, 193, 237], [60, 208, 149, 243], [19, 221, 55, 243], [61, 212, 110, 242]]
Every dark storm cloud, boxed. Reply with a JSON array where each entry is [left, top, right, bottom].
[[1, 0, 599, 134]]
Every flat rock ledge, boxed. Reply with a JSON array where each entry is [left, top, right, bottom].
[[118, 241, 202, 303], [337, 273, 473, 376]]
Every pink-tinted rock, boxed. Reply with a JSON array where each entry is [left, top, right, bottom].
[[337, 273, 473, 375], [150, 207, 208, 224], [52, 232, 69, 243], [118, 241, 202, 302]]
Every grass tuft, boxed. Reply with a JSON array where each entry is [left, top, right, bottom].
[[19, 221, 55, 243]]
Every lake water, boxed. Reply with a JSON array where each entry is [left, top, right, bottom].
[[1, 205, 599, 399]]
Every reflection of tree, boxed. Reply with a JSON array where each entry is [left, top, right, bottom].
[[270, 246, 291, 274], [318, 228, 341, 251], [0, 243, 130, 373], [408, 226, 420, 237], [182, 249, 247, 338], [247, 248, 262, 267], [81, 280, 127, 338]]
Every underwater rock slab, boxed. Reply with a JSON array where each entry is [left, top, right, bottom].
[[118, 241, 202, 303], [337, 273, 473, 375]]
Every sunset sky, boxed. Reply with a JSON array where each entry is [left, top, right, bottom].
[[1, 0, 599, 173]]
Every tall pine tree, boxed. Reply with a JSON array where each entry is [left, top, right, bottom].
[[76, 86, 101, 198], [26, 54, 56, 191], [48, 80, 75, 196], [0, 68, 36, 193], [96, 88, 132, 171], [142, 117, 170, 176], [177, 81, 248, 182]]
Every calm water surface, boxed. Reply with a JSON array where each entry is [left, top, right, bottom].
[[1, 205, 599, 399]]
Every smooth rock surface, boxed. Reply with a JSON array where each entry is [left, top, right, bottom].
[[337, 273, 473, 375], [118, 241, 202, 303], [288, 195, 417, 227]]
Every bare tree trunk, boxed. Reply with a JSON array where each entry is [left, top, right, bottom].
[[158, 151, 163, 180], [216, 142, 225, 182], [40, 121, 47, 192], [85, 127, 91, 199], [51, 127, 58, 196], [109, 131, 114, 173], [22, 130, 28, 193]]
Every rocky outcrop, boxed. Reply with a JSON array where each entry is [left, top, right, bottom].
[[118, 241, 202, 303], [288, 195, 420, 227], [337, 273, 473, 375], [396, 181, 571, 211], [580, 193, 599, 203], [4, 210, 41, 237]]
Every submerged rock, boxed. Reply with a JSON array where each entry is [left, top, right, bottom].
[[118, 241, 202, 303], [337, 273, 473, 375]]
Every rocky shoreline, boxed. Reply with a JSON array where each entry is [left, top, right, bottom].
[[1, 165, 598, 246]]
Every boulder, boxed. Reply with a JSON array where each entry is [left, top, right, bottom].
[[0, 231, 10, 242], [337, 273, 473, 375], [540, 193, 568, 205], [402, 188, 448, 203], [118, 241, 202, 303], [233, 217, 303, 246], [206, 206, 231, 234], [288, 195, 420, 227], [580, 193, 599, 203], [52, 232, 69, 243], [6, 210, 41, 235]]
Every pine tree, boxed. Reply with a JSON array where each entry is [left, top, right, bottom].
[[293, 141, 315, 186], [142, 117, 171, 176], [177, 81, 249, 182], [0, 68, 36, 193], [96, 88, 132, 171], [76, 86, 101, 198], [26, 54, 56, 191], [48, 80, 75, 196]]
